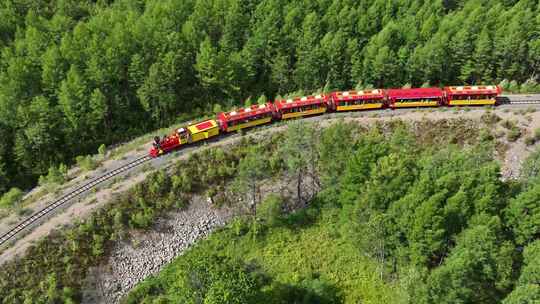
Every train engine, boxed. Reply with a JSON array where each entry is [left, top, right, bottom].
[[149, 119, 220, 157]]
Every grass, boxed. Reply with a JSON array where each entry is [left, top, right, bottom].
[[132, 205, 406, 303]]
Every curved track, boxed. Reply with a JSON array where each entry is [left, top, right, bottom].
[[1, 93, 540, 248], [0, 156, 152, 246]]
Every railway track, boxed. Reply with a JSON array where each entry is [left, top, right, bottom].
[[0, 155, 152, 246], [2, 95, 540, 248], [500, 95, 540, 104]]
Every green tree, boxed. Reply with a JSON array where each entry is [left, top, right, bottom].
[[427, 222, 512, 304], [294, 12, 324, 91], [503, 240, 540, 303], [59, 65, 90, 134], [506, 183, 540, 245], [233, 145, 269, 213], [0, 187, 23, 209], [279, 122, 318, 206]]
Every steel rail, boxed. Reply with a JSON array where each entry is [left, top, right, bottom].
[[0, 155, 152, 246]]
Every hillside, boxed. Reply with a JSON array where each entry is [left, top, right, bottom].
[[1, 108, 540, 303], [1, 0, 539, 198], [124, 118, 540, 304]]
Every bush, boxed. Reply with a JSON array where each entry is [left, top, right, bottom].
[[534, 128, 540, 141], [16, 208, 33, 217], [39, 164, 68, 186], [481, 112, 501, 125], [525, 136, 536, 146], [257, 194, 283, 227], [502, 119, 516, 130], [0, 188, 23, 209], [98, 144, 106, 157], [507, 128, 522, 142], [76, 155, 98, 171], [257, 94, 267, 105]]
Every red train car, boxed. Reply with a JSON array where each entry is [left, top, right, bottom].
[[444, 85, 501, 106], [274, 94, 328, 120], [330, 89, 385, 111], [387, 88, 443, 108], [217, 103, 275, 132]]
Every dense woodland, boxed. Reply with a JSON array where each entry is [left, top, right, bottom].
[[4, 116, 540, 303], [0, 0, 539, 196], [123, 118, 540, 304]]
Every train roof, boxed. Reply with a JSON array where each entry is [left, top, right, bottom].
[[387, 87, 443, 99], [332, 89, 384, 101], [274, 94, 327, 110], [187, 119, 218, 135], [217, 103, 274, 122], [444, 85, 501, 95]]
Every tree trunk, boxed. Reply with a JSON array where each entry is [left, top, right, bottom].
[[297, 172, 303, 206]]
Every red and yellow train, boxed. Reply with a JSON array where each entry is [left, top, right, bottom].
[[149, 85, 502, 157]]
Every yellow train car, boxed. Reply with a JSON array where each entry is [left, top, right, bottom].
[[331, 90, 385, 111], [444, 85, 501, 106], [186, 119, 220, 142], [387, 88, 443, 108], [275, 95, 327, 120], [217, 103, 275, 132]]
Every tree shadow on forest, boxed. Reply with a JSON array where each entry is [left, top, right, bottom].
[[258, 277, 342, 304]]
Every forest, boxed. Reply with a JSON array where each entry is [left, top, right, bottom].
[[122, 119, 540, 304], [0, 0, 539, 197], [4, 115, 540, 303]]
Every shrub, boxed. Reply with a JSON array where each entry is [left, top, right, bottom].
[[534, 128, 540, 141], [481, 112, 501, 125], [16, 208, 33, 217], [479, 129, 494, 142], [212, 103, 223, 114], [502, 119, 516, 130], [0, 188, 23, 209], [76, 155, 98, 171], [257, 194, 283, 227], [39, 164, 68, 186], [98, 144, 106, 157], [507, 128, 522, 142], [525, 136, 536, 146], [257, 94, 267, 105]]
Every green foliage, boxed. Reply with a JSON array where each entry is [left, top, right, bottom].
[[39, 163, 68, 186], [0, 187, 23, 209], [525, 136, 535, 146], [76, 155, 97, 172], [503, 240, 540, 303], [279, 122, 318, 205], [125, 254, 261, 304], [257, 194, 283, 227], [98, 144, 106, 157], [506, 183, 540, 245], [520, 147, 540, 183], [232, 144, 269, 211], [0, 139, 257, 302], [2, 0, 539, 199], [256, 94, 267, 105], [507, 127, 521, 142]]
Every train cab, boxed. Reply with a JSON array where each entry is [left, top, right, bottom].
[[149, 132, 181, 157], [149, 120, 219, 157], [274, 94, 328, 120], [444, 85, 501, 106]]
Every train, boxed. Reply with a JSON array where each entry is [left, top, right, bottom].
[[149, 85, 502, 157]]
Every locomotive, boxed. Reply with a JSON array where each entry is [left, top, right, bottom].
[[149, 85, 501, 157]]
